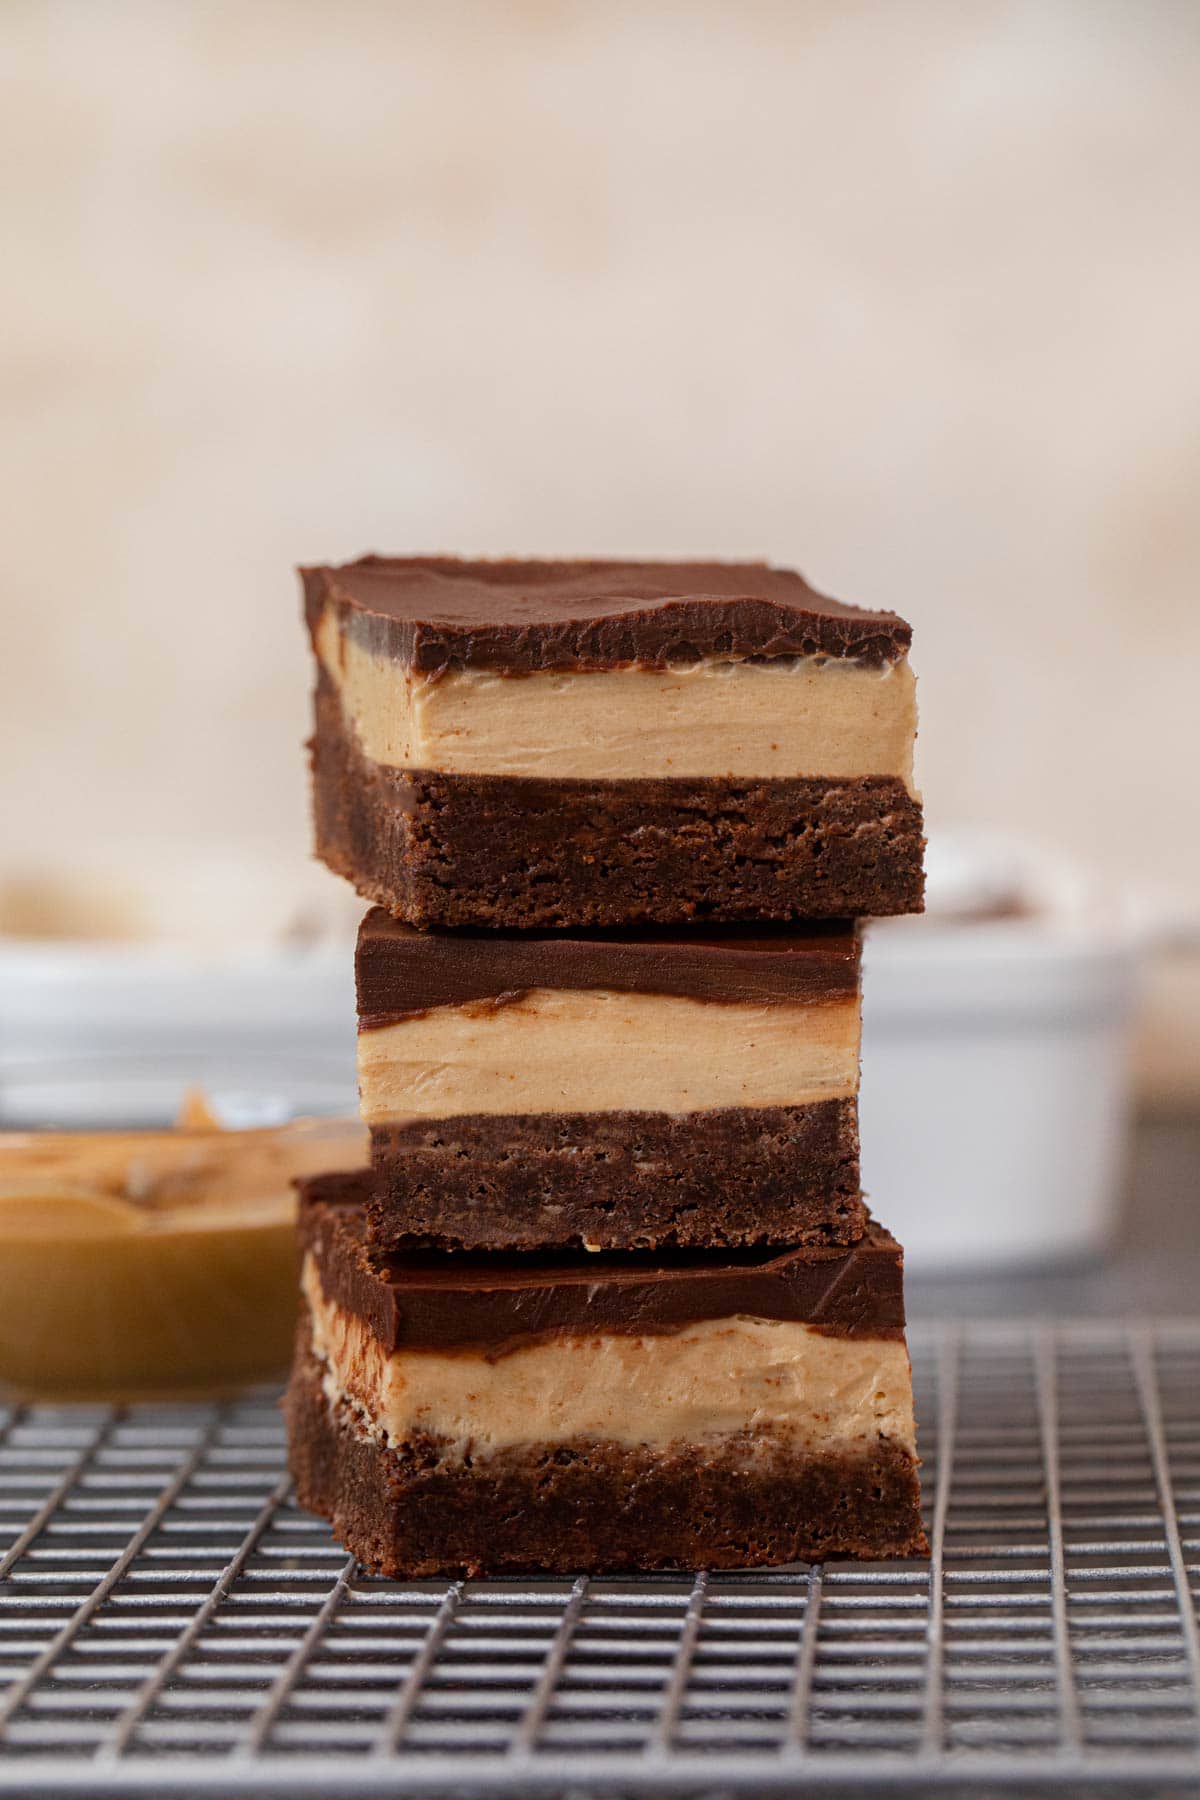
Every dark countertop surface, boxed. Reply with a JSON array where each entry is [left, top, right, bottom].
[[907, 1112, 1200, 1323]]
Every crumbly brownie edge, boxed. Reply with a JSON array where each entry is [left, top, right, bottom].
[[310, 670, 925, 927], [367, 1100, 864, 1253], [285, 1328, 928, 1577]]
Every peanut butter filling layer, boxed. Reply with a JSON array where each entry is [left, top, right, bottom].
[[356, 988, 860, 1126], [316, 604, 918, 792], [302, 1255, 917, 1461]]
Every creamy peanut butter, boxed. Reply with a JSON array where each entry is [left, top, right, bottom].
[[0, 1116, 365, 1399], [316, 605, 918, 792], [303, 1256, 917, 1461], [357, 988, 860, 1125]]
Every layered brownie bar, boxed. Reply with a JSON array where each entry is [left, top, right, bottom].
[[356, 909, 865, 1252], [303, 557, 923, 928], [285, 1173, 927, 1577]]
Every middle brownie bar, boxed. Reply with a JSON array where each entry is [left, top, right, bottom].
[[356, 907, 865, 1253]]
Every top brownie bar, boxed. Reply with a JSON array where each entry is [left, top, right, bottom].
[[304, 556, 923, 928]]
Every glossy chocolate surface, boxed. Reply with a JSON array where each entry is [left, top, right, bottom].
[[302, 556, 910, 674], [356, 910, 860, 1026], [298, 1175, 905, 1352]]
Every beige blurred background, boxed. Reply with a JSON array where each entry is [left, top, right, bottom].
[[2, 0, 1199, 1088]]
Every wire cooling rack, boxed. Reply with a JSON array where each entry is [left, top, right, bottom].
[[0, 1322, 1198, 1798]]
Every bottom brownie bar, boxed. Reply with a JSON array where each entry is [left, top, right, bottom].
[[286, 1175, 927, 1577]]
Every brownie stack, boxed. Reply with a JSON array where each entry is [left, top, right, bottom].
[[286, 557, 929, 1576]]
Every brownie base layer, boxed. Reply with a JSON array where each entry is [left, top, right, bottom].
[[286, 1333, 928, 1576], [367, 1100, 864, 1253], [311, 671, 924, 928]]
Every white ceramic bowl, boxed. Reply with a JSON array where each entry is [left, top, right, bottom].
[[860, 838, 1145, 1270], [0, 857, 359, 1081], [0, 838, 1158, 1273]]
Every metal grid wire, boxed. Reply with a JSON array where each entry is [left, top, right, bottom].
[[0, 1322, 1198, 1796]]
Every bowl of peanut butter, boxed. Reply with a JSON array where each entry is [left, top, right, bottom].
[[0, 1069, 365, 1400]]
